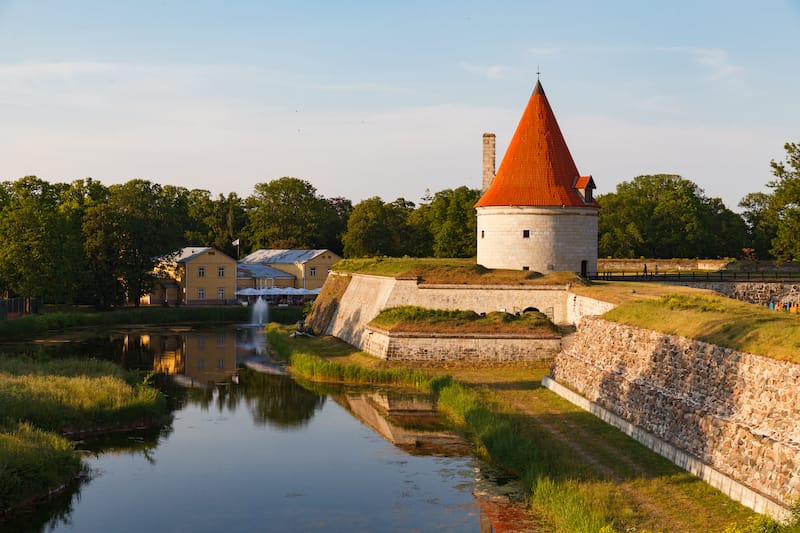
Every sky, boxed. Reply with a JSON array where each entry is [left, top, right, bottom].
[[1, 1, 798, 211]]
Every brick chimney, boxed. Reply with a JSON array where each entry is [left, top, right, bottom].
[[482, 133, 496, 194]]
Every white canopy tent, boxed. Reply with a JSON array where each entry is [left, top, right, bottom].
[[236, 287, 320, 297]]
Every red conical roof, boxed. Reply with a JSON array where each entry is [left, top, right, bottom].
[[476, 81, 598, 208]]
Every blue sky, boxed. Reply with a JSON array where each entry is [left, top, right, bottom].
[[1, 1, 798, 210]]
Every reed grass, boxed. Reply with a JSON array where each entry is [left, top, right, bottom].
[[0, 306, 250, 341], [0, 423, 83, 513]]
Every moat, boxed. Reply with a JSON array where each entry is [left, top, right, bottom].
[[2, 326, 534, 532]]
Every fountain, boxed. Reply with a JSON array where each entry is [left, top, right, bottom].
[[251, 296, 269, 326]]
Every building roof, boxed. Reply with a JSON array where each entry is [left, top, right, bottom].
[[171, 247, 211, 262], [240, 249, 337, 264], [475, 80, 599, 209], [236, 263, 295, 279]]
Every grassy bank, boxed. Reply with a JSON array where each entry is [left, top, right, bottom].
[[0, 357, 169, 515], [370, 306, 559, 335], [0, 423, 82, 514], [267, 326, 790, 532], [604, 293, 800, 363], [0, 305, 305, 341]]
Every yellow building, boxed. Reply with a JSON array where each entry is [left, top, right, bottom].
[[238, 249, 341, 291], [154, 247, 238, 305]]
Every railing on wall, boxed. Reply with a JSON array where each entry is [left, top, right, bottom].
[[585, 271, 800, 282]]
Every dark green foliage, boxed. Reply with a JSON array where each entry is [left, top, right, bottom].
[[245, 177, 349, 254], [598, 174, 746, 259]]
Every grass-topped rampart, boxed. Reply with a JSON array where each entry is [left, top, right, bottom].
[[369, 306, 560, 335], [603, 293, 800, 363], [333, 257, 583, 286]]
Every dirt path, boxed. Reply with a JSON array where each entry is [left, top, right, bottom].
[[442, 364, 754, 533]]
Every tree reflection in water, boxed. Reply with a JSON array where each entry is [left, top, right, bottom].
[[183, 369, 325, 429]]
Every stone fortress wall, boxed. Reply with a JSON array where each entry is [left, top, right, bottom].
[[314, 271, 798, 518], [551, 317, 799, 518]]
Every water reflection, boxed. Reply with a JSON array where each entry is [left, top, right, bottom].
[[1, 326, 539, 532]]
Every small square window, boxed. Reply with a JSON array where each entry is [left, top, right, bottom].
[[522, 230, 530, 238], [522, 266, 530, 271]]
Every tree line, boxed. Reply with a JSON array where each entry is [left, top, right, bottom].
[[1, 142, 797, 307]]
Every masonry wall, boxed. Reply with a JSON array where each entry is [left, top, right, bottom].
[[362, 327, 560, 362], [667, 281, 800, 307], [319, 273, 579, 355], [552, 317, 800, 510], [476, 206, 598, 274]]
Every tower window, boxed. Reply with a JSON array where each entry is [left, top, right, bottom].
[[481, 230, 484, 239], [522, 230, 530, 238], [522, 266, 530, 271]]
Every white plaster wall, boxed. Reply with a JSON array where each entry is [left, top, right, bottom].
[[566, 293, 617, 326], [476, 206, 598, 274], [324, 273, 397, 348]]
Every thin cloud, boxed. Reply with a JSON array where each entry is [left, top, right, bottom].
[[658, 46, 743, 80], [527, 46, 559, 56], [461, 62, 517, 80]]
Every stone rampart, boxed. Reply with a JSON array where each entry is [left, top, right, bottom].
[[667, 281, 800, 307], [551, 317, 799, 514], [363, 326, 561, 362]]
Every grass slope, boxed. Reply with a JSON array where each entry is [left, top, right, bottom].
[[369, 306, 559, 335], [604, 293, 800, 363], [266, 326, 794, 532]]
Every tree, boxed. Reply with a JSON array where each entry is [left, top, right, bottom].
[[0, 177, 76, 306], [85, 180, 186, 307], [426, 186, 480, 258], [739, 192, 778, 260], [765, 142, 800, 262], [597, 174, 746, 259], [342, 197, 418, 257], [246, 177, 345, 252]]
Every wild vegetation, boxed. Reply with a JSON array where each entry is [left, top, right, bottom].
[[603, 293, 800, 363], [370, 306, 559, 335], [333, 257, 583, 285], [0, 357, 168, 515], [267, 326, 798, 532]]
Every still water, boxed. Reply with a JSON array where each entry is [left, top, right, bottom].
[[4, 326, 534, 532]]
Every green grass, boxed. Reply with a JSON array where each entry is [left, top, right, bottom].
[[0, 423, 83, 512], [0, 356, 170, 515], [265, 326, 800, 532], [0, 306, 250, 341], [604, 293, 800, 363], [333, 257, 584, 286], [0, 357, 167, 434], [370, 305, 559, 334]]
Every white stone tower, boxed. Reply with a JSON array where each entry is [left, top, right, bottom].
[[475, 80, 598, 276]]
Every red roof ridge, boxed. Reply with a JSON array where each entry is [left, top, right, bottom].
[[476, 81, 598, 208]]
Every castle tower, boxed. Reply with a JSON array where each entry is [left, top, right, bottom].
[[475, 80, 598, 275]]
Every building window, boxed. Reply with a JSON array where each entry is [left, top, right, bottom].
[[522, 266, 530, 271], [218, 266, 225, 277], [310, 267, 317, 277], [481, 230, 484, 238], [198, 266, 205, 277], [198, 288, 205, 300], [522, 230, 530, 238], [217, 287, 225, 300]]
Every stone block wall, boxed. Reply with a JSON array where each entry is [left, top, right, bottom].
[[668, 281, 800, 307], [364, 327, 561, 362], [552, 317, 800, 509]]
